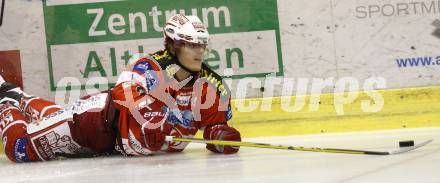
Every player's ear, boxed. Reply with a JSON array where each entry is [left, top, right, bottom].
[[165, 38, 177, 55], [170, 43, 183, 56], [168, 43, 175, 55]]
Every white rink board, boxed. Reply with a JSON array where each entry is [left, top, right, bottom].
[[0, 128, 439, 183], [208, 30, 279, 76], [331, 0, 440, 88], [277, 0, 440, 91]]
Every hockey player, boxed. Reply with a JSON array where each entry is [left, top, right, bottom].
[[0, 14, 241, 163]]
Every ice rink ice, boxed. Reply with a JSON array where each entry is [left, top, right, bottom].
[[0, 127, 439, 183]]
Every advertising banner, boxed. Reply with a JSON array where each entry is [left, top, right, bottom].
[[43, 0, 284, 91]]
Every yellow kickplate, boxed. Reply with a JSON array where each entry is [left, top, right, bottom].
[[228, 86, 440, 138]]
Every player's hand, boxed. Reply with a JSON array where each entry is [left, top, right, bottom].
[[142, 126, 165, 152], [140, 104, 168, 152], [203, 124, 241, 154]]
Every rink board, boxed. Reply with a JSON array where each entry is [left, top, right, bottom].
[[0, 85, 439, 154], [228, 85, 440, 138]]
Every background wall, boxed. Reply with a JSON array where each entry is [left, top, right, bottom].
[[1, 0, 439, 100], [0, 0, 439, 137]]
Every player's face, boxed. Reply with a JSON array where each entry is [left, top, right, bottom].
[[176, 42, 207, 72]]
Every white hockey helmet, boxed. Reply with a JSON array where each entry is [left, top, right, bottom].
[[164, 14, 209, 45]]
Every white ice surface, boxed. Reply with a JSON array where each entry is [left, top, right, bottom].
[[1, 127, 439, 183]]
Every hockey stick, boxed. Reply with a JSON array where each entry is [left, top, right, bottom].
[[165, 136, 433, 155], [0, 0, 4, 26]]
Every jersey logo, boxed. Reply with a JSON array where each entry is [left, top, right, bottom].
[[200, 68, 229, 97], [133, 62, 152, 75], [225, 105, 233, 121], [176, 95, 191, 106], [14, 138, 29, 162], [0, 110, 14, 129], [167, 109, 194, 129], [151, 50, 172, 61], [145, 71, 159, 91], [132, 60, 159, 91], [143, 111, 166, 118]]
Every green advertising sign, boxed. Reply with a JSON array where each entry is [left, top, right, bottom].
[[43, 0, 284, 91]]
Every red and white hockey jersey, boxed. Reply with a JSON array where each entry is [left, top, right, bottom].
[[111, 50, 233, 155]]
